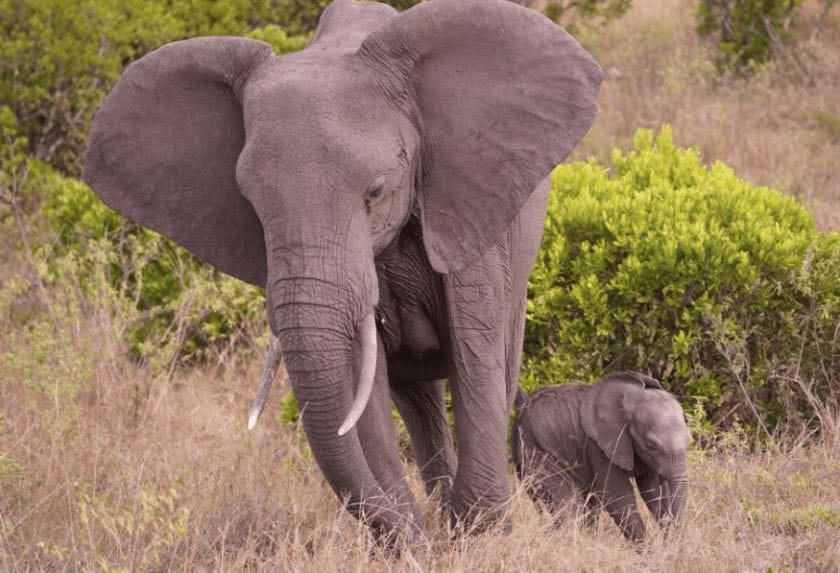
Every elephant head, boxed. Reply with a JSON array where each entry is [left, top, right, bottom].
[[581, 372, 690, 525], [83, 0, 602, 535]]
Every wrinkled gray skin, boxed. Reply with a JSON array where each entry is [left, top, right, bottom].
[[83, 0, 602, 544], [512, 372, 690, 541]]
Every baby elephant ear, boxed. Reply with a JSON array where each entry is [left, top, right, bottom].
[[580, 377, 636, 472], [622, 371, 664, 390], [84, 37, 275, 286], [359, 0, 602, 273]]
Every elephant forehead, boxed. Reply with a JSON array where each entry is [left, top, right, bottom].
[[240, 72, 409, 179], [636, 394, 688, 433], [243, 56, 393, 130]]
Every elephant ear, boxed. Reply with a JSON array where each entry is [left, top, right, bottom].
[[83, 37, 275, 286], [580, 376, 638, 472], [358, 0, 602, 273], [622, 371, 664, 390]]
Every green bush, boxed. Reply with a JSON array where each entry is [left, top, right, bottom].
[[523, 126, 839, 433], [0, 0, 308, 176], [271, 0, 421, 35], [40, 170, 268, 368], [542, 0, 632, 29], [696, 0, 803, 72]]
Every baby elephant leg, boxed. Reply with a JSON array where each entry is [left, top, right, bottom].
[[589, 448, 646, 541], [581, 493, 601, 529], [637, 470, 687, 531], [596, 471, 646, 541], [637, 472, 666, 522], [522, 454, 584, 525]]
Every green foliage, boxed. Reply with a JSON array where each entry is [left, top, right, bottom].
[[0, 105, 33, 214], [281, 392, 300, 426], [815, 110, 840, 144], [246, 24, 311, 54], [541, 0, 632, 29], [524, 126, 839, 432], [0, 416, 26, 508], [696, 0, 804, 72], [0, 0, 308, 175], [70, 477, 189, 571], [271, 0, 421, 35], [0, 267, 94, 437], [1, 319, 92, 434], [741, 499, 840, 533], [39, 169, 268, 367]]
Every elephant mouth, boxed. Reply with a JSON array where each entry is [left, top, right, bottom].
[[248, 312, 377, 435]]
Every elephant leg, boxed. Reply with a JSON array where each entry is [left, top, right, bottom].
[[523, 455, 581, 526], [637, 471, 686, 531], [354, 337, 421, 541], [636, 471, 666, 523], [504, 175, 552, 411], [581, 493, 601, 529], [592, 467, 646, 541], [443, 242, 512, 531], [390, 377, 457, 505]]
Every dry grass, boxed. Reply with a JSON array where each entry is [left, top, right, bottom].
[[3, 0, 840, 570], [2, 326, 839, 571]]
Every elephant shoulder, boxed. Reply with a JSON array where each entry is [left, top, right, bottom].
[[518, 385, 588, 464]]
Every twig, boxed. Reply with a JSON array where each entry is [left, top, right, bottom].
[[761, 14, 809, 83], [809, 0, 836, 43]]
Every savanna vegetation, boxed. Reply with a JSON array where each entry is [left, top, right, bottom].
[[1, 0, 838, 570]]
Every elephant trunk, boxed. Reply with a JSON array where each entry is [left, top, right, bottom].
[[665, 475, 689, 524], [267, 268, 408, 535], [661, 456, 689, 525]]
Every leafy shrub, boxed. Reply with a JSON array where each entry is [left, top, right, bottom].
[[696, 0, 803, 72], [543, 0, 632, 29], [523, 126, 839, 433], [271, 0, 421, 35], [68, 478, 189, 570], [0, 0, 308, 176], [40, 172, 268, 368]]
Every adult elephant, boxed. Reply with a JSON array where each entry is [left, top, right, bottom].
[[83, 0, 602, 543]]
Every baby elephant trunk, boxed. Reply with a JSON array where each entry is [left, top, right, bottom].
[[663, 475, 689, 525]]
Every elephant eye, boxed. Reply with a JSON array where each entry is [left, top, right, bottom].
[[365, 176, 386, 208]]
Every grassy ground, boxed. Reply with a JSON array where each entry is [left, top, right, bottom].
[[1, 345, 839, 571], [2, 0, 839, 570]]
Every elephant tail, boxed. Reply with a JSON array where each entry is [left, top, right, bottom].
[[511, 386, 529, 479], [514, 386, 528, 411]]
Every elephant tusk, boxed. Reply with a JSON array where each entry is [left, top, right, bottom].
[[248, 334, 283, 430], [338, 313, 377, 437]]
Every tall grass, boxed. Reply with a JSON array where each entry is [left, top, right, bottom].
[[1, 312, 838, 570]]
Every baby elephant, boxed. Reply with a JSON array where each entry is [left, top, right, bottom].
[[512, 372, 690, 541]]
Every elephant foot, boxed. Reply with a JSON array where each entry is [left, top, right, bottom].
[[423, 476, 453, 518], [448, 493, 512, 537], [353, 495, 424, 553], [618, 519, 646, 544], [368, 516, 428, 558]]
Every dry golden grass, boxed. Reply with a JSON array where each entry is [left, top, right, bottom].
[[2, 327, 839, 571], [2, 0, 840, 570]]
